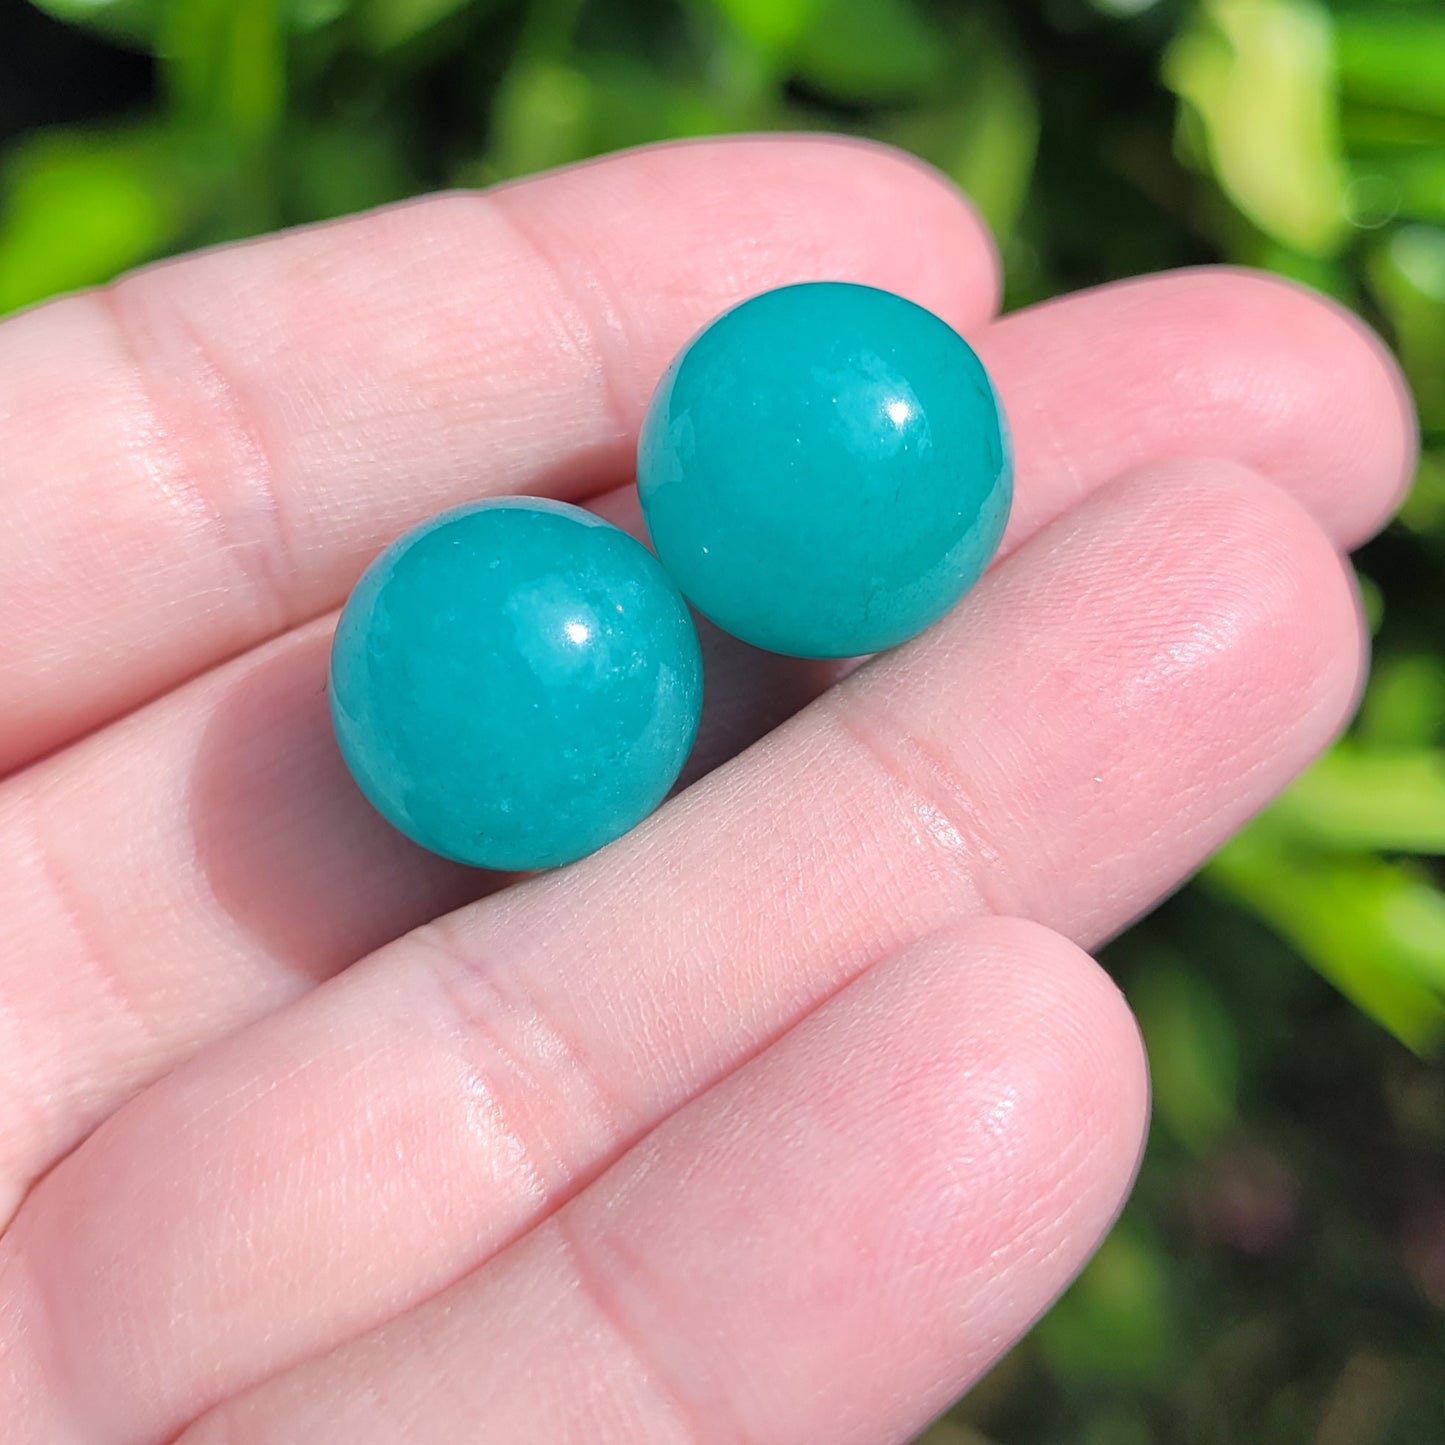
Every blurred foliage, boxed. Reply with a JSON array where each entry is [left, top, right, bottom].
[[3, 0, 1444, 1439]]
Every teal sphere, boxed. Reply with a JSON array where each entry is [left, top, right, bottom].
[[637, 282, 1012, 658], [329, 499, 703, 871]]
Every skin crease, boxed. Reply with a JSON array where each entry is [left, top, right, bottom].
[[0, 136, 1419, 1445]]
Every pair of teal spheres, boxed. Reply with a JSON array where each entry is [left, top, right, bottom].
[[329, 281, 1013, 871]]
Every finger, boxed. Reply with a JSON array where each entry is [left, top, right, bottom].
[[990, 267, 1416, 552], [180, 918, 1147, 1445], [0, 135, 999, 775], [0, 269, 1410, 1219], [0, 462, 1360, 1443]]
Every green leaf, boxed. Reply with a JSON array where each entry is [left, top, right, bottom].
[[1269, 743, 1445, 854], [1228, 232, 1356, 301], [792, 0, 946, 104], [1356, 568, 1385, 635], [1348, 151, 1445, 227], [1357, 654, 1445, 748], [913, 1423, 998, 1445], [485, 59, 595, 180], [704, 0, 828, 62], [354, 0, 496, 53], [582, 56, 757, 152], [1342, 102, 1445, 154], [161, 0, 287, 148], [280, 119, 412, 219], [1337, 12, 1445, 119], [1396, 449, 1445, 537], [28, 0, 352, 43], [1131, 953, 1239, 1153], [1035, 1225, 1176, 1385], [286, 0, 350, 30], [1082, 1411, 1154, 1445], [884, 17, 1039, 244], [25, 0, 163, 49], [0, 126, 184, 315], [1164, 0, 1351, 256], [1207, 827, 1445, 1054], [1370, 225, 1445, 429]]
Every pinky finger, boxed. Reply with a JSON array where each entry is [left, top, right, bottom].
[[182, 917, 1149, 1445]]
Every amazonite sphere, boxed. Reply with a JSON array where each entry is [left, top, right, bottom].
[[329, 499, 703, 870], [637, 282, 1012, 658]]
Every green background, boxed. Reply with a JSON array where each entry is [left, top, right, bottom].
[[2, 0, 1443, 1439]]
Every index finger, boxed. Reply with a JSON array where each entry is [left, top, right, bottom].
[[0, 135, 1001, 774]]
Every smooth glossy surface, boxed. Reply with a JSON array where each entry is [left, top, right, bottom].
[[637, 282, 1012, 658], [329, 499, 703, 870]]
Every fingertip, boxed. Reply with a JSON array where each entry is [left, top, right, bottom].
[[1121, 456, 1368, 743], [920, 916, 1150, 1210], [1151, 267, 1418, 545]]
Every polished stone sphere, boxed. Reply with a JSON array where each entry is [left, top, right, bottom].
[[329, 499, 703, 870], [637, 282, 1012, 658]]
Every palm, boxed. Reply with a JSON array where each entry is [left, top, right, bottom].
[[0, 137, 1413, 1444]]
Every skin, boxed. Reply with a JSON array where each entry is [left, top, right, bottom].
[[0, 135, 1417, 1443]]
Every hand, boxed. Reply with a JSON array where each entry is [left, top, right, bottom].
[[0, 136, 1414, 1444]]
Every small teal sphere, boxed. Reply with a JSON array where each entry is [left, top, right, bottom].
[[637, 282, 1012, 658], [329, 499, 703, 871]]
